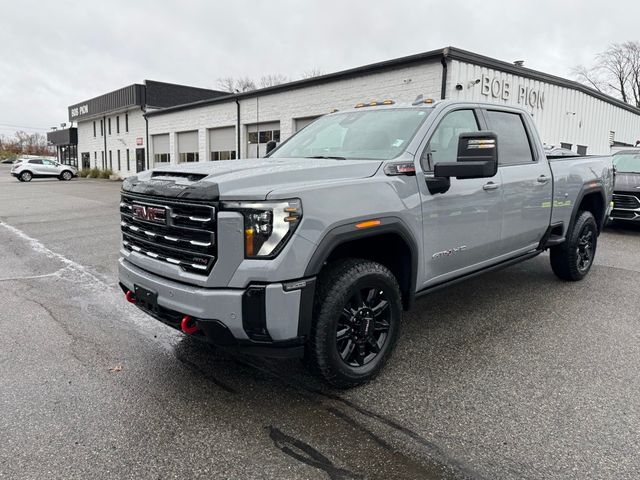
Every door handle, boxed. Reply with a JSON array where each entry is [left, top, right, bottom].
[[537, 175, 550, 184], [483, 182, 500, 191]]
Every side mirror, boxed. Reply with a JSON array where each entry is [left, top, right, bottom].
[[433, 132, 498, 179], [265, 140, 277, 155]]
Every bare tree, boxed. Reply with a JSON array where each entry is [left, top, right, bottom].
[[301, 67, 324, 79], [624, 41, 640, 107], [597, 43, 632, 103], [216, 76, 258, 93], [259, 74, 289, 88], [571, 64, 605, 93], [573, 41, 640, 106]]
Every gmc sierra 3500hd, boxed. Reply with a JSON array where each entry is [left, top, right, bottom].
[[119, 99, 614, 388]]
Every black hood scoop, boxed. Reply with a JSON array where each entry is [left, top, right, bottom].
[[122, 172, 219, 201]]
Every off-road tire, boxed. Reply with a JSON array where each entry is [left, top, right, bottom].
[[550, 210, 598, 281], [306, 259, 402, 388]]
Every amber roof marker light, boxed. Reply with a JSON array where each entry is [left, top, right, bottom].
[[355, 219, 381, 229]]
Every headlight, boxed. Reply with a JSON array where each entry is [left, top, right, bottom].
[[222, 199, 302, 258]]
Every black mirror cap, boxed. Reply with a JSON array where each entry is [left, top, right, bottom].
[[265, 140, 277, 155], [457, 131, 498, 168], [432, 131, 499, 179]]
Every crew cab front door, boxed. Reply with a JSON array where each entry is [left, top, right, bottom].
[[417, 107, 503, 288]]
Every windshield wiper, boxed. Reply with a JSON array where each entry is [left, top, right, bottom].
[[304, 155, 347, 160]]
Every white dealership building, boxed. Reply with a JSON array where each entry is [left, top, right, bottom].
[[67, 47, 640, 177]]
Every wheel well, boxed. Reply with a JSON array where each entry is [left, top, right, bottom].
[[323, 233, 414, 310], [578, 192, 605, 231]]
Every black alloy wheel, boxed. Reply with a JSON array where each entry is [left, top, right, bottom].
[[576, 226, 595, 273], [307, 259, 402, 388], [337, 287, 391, 367], [550, 210, 598, 281]]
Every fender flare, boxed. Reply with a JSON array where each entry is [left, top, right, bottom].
[[570, 184, 608, 233], [304, 216, 419, 309]]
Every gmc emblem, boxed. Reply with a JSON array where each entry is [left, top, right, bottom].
[[132, 205, 166, 224]]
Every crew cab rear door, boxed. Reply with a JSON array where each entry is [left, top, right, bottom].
[[481, 108, 553, 256], [416, 106, 504, 287]]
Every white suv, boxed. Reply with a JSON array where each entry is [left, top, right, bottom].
[[11, 158, 77, 182]]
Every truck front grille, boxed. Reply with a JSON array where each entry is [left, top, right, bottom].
[[120, 193, 216, 275], [613, 193, 640, 210]]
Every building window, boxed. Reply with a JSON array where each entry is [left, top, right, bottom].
[[109, 150, 112, 170], [101, 151, 105, 169], [177, 131, 199, 163], [117, 150, 121, 171], [108, 118, 111, 135], [154, 153, 171, 163], [577, 145, 588, 155], [126, 150, 130, 170], [100, 119, 104, 136], [560, 142, 572, 150], [93, 121, 96, 137], [179, 152, 199, 162], [125, 113, 129, 133], [211, 150, 236, 161], [116, 116, 120, 134], [246, 122, 280, 158]]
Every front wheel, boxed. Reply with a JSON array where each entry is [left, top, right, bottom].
[[60, 171, 73, 181], [306, 259, 402, 388], [550, 210, 598, 281]]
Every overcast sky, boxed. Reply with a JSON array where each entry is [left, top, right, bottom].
[[1, 0, 639, 135]]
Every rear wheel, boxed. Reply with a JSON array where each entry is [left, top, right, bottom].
[[19, 171, 32, 182], [550, 210, 598, 281], [306, 259, 402, 388]]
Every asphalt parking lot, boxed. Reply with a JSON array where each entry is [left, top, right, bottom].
[[1, 165, 639, 480]]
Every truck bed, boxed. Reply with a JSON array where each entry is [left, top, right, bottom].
[[548, 155, 614, 234]]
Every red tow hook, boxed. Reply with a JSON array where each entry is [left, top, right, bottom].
[[180, 315, 200, 334], [125, 290, 137, 304]]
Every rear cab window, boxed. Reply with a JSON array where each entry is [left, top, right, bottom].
[[484, 110, 535, 165]]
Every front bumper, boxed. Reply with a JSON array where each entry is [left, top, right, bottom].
[[118, 258, 315, 358]]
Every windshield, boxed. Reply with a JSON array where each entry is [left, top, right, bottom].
[[269, 108, 432, 160], [613, 153, 640, 173]]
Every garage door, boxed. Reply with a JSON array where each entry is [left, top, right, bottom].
[[295, 116, 320, 132], [246, 122, 280, 158], [152, 134, 170, 164], [209, 127, 236, 161], [178, 131, 199, 162]]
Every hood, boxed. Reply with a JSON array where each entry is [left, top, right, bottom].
[[122, 157, 382, 201], [614, 171, 640, 193]]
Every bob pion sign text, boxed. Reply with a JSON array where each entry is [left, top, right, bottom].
[[480, 74, 545, 110]]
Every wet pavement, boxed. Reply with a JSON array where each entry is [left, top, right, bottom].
[[1, 166, 639, 479]]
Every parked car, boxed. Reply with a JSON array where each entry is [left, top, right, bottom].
[[1, 158, 17, 164], [118, 99, 614, 388], [10, 158, 77, 182], [610, 150, 640, 223]]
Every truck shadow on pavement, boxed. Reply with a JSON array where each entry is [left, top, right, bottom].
[[163, 255, 567, 480]]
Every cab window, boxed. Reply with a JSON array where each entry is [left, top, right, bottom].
[[484, 111, 534, 165], [422, 110, 479, 170]]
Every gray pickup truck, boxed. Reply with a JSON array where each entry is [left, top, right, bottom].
[[119, 99, 613, 388]]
